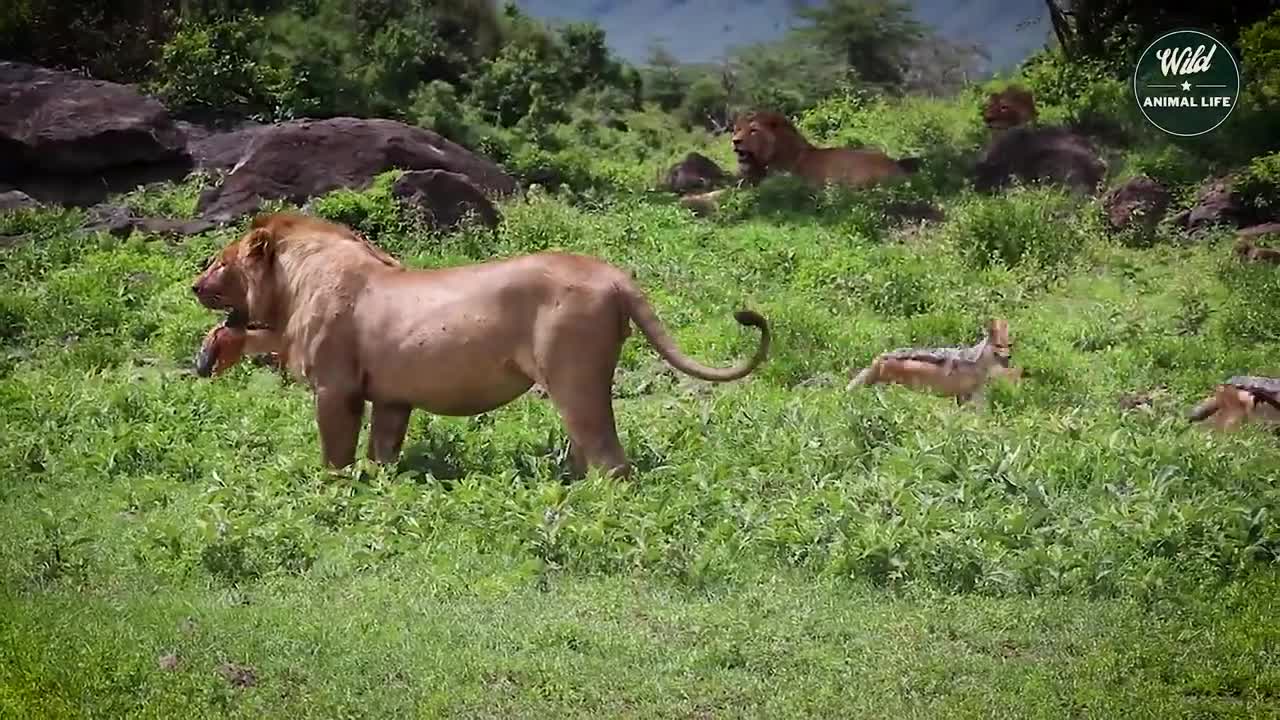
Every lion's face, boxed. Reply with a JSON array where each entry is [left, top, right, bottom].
[[190, 227, 274, 316], [731, 113, 778, 170], [982, 87, 1037, 130]]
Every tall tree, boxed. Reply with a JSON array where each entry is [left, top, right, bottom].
[[1043, 0, 1277, 68], [791, 0, 923, 90], [642, 42, 688, 111]]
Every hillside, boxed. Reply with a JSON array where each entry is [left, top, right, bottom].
[[516, 0, 1051, 70]]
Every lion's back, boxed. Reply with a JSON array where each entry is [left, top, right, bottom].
[[805, 147, 904, 186]]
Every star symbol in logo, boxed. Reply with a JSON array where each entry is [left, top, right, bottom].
[[1181, 81, 1192, 92]]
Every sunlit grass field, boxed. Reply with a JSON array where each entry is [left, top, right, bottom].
[[2, 87, 1280, 717]]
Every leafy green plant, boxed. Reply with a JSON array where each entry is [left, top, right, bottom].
[[1233, 151, 1280, 219], [149, 14, 297, 120], [945, 186, 1094, 271]]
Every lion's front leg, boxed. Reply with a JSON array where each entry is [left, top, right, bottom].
[[367, 402, 412, 464], [314, 386, 365, 468]]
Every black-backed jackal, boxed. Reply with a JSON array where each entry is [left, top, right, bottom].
[[1187, 376, 1280, 431], [847, 319, 1020, 405]]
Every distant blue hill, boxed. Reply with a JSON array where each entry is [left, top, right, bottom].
[[515, 0, 1052, 73]]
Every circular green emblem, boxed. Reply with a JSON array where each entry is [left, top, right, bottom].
[[1133, 29, 1241, 137]]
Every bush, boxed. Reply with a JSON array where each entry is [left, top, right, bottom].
[[1237, 10, 1280, 110], [305, 172, 412, 247], [1233, 151, 1280, 219], [148, 15, 295, 120], [0, 0, 176, 82], [679, 75, 729, 131], [946, 187, 1094, 271], [409, 80, 497, 148], [1216, 250, 1280, 344]]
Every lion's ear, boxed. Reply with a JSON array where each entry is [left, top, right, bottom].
[[243, 228, 275, 260]]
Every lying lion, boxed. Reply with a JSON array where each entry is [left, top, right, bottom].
[[982, 85, 1038, 132], [190, 212, 770, 477], [975, 85, 1106, 195], [1234, 235, 1280, 264], [846, 319, 1020, 405], [731, 110, 921, 189], [1187, 376, 1280, 431]]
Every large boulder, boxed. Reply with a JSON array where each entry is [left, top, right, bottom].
[[182, 121, 269, 173], [194, 118, 518, 222], [1103, 175, 1171, 232], [0, 62, 189, 177], [664, 152, 728, 194], [0, 190, 37, 212], [1172, 178, 1273, 231], [391, 170, 500, 231], [0, 62, 192, 206], [974, 126, 1106, 195]]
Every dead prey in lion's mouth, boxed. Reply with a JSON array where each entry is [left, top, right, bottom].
[[193, 309, 277, 378]]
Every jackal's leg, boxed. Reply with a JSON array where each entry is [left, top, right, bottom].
[[956, 388, 989, 409]]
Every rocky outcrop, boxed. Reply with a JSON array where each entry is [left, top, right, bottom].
[[974, 126, 1106, 195], [80, 204, 215, 238], [1103, 175, 1170, 232], [193, 118, 518, 222], [1172, 178, 1256, 231], [0, 62, 518, 234], [391, 170, 500, 231], [0, 190, 37, 212], [0, 62, 192, 206]]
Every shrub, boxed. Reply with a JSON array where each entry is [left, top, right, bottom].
[[409, 80, 494, 148], [946, 187, 1094, 271], [1238, 10, 1280, 110], [306, 171, 412, 247], [1233, 151, 1280, 219], [1215, 252, 1280, 344], [148, 15, 295, 121]]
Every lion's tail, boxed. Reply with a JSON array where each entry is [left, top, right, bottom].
[[896, 157, 924, 174], [619, 279, 769, 382]]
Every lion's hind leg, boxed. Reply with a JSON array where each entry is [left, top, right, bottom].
[[531, 306, 630, 478]]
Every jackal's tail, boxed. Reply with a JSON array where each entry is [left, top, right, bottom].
[[1186, 396, 1220, 423], [846, 363, 878, 391]]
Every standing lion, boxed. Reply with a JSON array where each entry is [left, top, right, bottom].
[[191, 212, 770, 477]]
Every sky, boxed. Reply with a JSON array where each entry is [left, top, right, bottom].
[[514, 0, 1053, 72]]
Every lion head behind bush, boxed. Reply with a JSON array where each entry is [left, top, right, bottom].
[[982, 85, 1038, 130]]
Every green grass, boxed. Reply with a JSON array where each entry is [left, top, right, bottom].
[[6, 568, 1280, 718], [2, 85, 1280, 717]]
